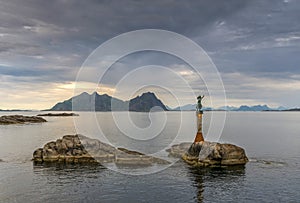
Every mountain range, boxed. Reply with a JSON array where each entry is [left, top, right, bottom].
[[47, 91, 296, 112], [48, 92, 168, 112], [172, 104, 289, 111]]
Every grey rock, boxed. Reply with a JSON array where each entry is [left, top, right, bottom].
[[167, 141, 248, 167], [33, 135, 170, 165], [37, 113, 79, 117], [0, 115, 47, 125], [166, 142, 192, 158]]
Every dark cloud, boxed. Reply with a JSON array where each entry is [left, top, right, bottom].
[[0, 0, 300, 108], [0, 64, 78, 83]]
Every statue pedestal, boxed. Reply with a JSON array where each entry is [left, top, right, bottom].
[[194, 111, 204, 143]]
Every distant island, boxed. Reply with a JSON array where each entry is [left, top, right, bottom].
[[283, 108, 300, 111], [0, 115, 46, 125], [0, 109, 33, 112], [47, 92, 168, 112], [45, 92, 300, 112], [37, 113, 79, 117], [171, 104, 299, 112], [264, 108, 300, 112]]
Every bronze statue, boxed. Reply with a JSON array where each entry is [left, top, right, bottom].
[[196, 95, 204, 112]]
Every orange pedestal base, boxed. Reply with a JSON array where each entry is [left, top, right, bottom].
[[194, 132, 204, 143]]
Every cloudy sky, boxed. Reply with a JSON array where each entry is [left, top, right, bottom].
[[0, 0, 300, 109]]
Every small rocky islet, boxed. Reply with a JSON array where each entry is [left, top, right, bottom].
[[33, 134, 170, 165], [33, 134, 248, 167], [0, 115, 47, 125], [168, 141, 248, 167], [0, 113, 78, 125], [37, 113, 79, 117]]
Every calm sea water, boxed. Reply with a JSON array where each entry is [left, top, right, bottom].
[[0, 111, 299, 202]]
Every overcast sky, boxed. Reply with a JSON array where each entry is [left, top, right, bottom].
[[0, 0, 300, 109]]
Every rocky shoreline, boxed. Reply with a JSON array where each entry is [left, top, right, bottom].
[[0, 115, 47, 125]]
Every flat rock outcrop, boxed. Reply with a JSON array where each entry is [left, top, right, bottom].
[[33, 135, 170, 165], [168, 141, 248, 167], [0, 115, 47, 125], [37, 113, 79, 117]]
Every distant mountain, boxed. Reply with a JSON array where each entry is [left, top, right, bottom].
[[129, 92, 167, 111], [171, 104, 236, 111], [237, 104, 272, 111], [275, 106, 288, 111], [49, 92, 167, 112], [170, 104, 287, 112], [173, 104, 196, 111], [217, 106, 238, 111], [165, 105, 173, 111]]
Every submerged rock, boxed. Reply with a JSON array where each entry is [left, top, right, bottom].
[[37, 113, 79, 117], [0, 115, 47, 125], [33, 135, 170, 165], [168, 141, 248, 167]]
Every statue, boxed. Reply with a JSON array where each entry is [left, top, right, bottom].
[[196, 95, 204, 112], [195, 95, 205, 142]]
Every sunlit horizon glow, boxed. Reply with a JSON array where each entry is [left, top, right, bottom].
[[0, 79, 293, 110]]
